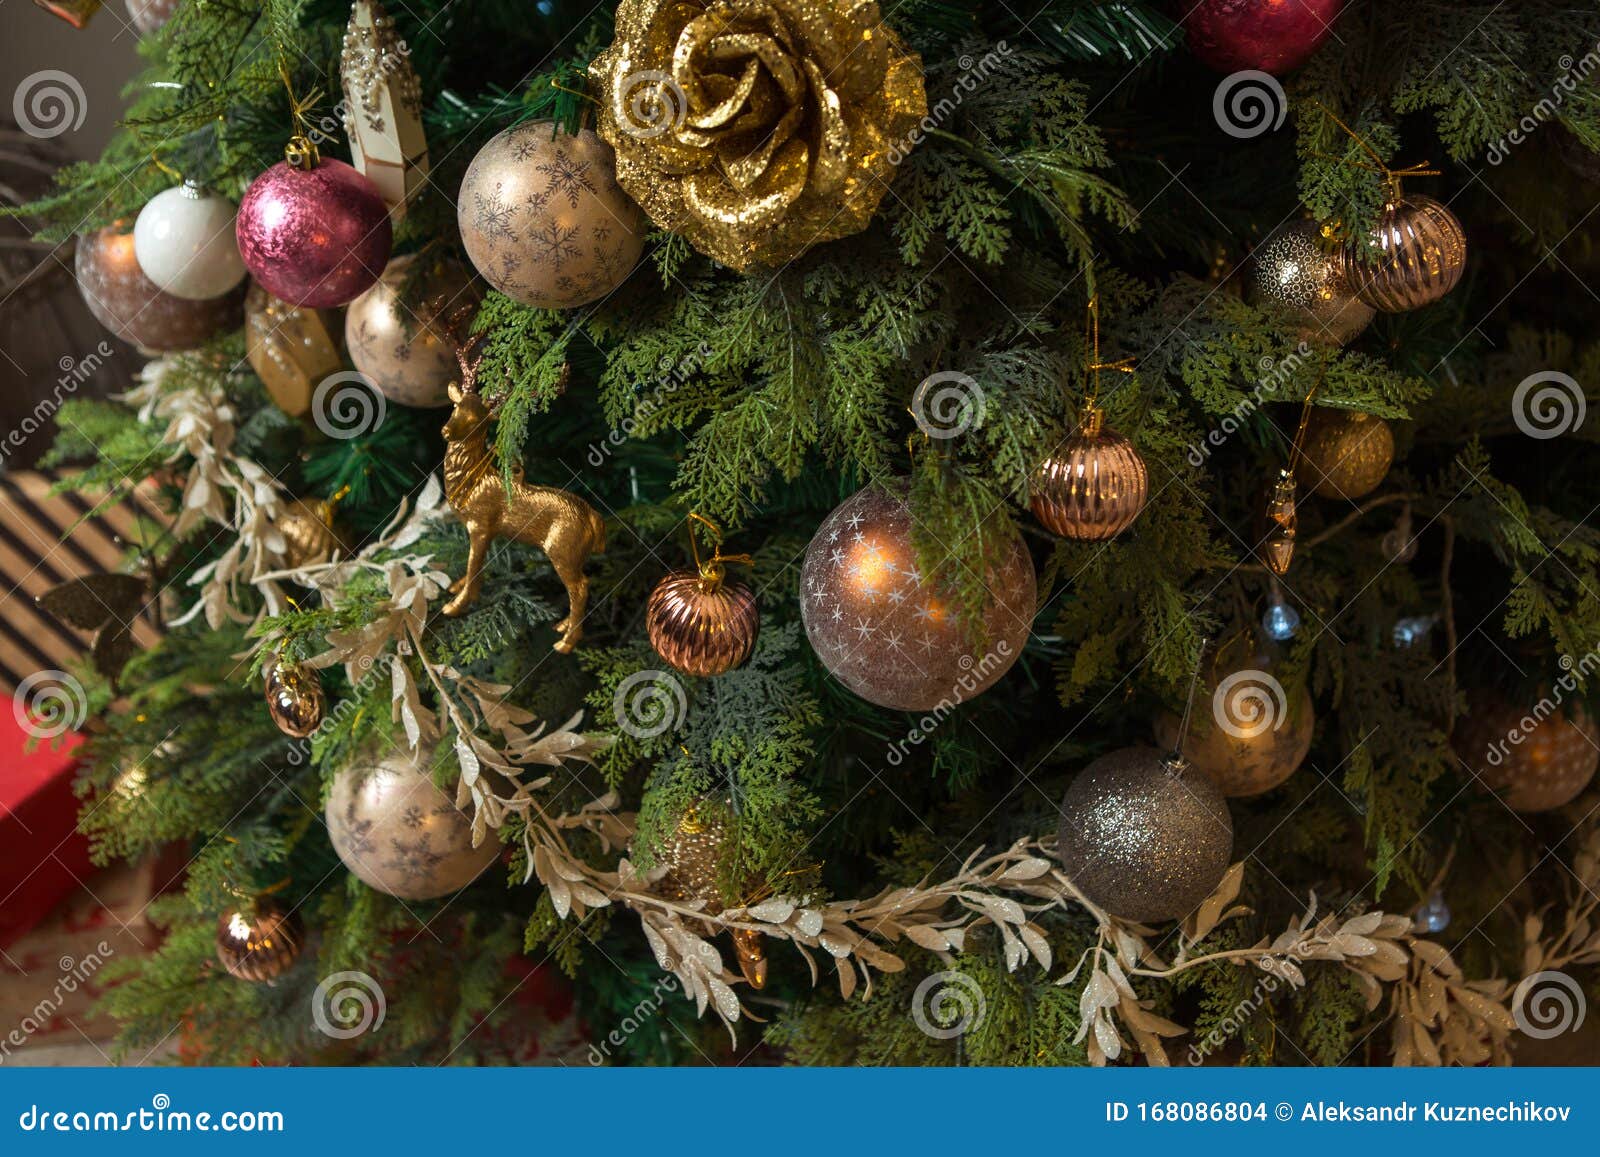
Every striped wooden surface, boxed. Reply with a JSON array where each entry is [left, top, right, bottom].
[[0, 470, 165, 697]]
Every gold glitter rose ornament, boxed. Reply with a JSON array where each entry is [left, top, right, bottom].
[[589, 0, 927, 271]]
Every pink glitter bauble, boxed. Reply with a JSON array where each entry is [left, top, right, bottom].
[[236, 159, 392, 308], [1181, 0, 1346, 75]]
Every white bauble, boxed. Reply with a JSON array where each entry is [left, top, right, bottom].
[[133, 182, 248, 300]]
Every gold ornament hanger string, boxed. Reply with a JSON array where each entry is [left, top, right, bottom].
[[686, 512, 752, 590], [1081, 294, 1136, 436], [277, 58, 323, 170], [1164, 639, 1210, 772], [1285, 361, 1327, 477], [1308, 99, 1440, 204]]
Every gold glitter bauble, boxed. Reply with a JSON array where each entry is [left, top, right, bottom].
[[1250, 219, 1374, 348], [653, 806, 767, 988], [1055, 747, 1234, 924], [647, 569, 760, 677], [1343, 194, 1466, 313], [76, 221, 244, 353], [799, 483, 1036, 712], [1030, 420, 1148, 540], [1154, 682, 1314, 798], [345, 254, 481, 409], [275, 497, 355, 568], [589, 0, 928, 271], [1297, 409, 1394, 500], [325, 747, 505, 899], [1453, 695, 1599, 813], [215, 897, 304, 983], [244, 282, 344, 419], [457, 122, 645, 309], [263, 654, 325, 738]]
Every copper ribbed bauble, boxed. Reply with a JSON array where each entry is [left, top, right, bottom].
[[1055, 747, 1234, 924], [1453, 694, 1599, 813], [1297, 409, 1394, 500], [263, 654, 325, 738], [325, 747, 504, 899], [1031, 420, 1148, 540], [457, 121, 645, 309], [647, 569, 760, 677], [244, 282, 343, 419], [345, 254, 481, 408], [215, 898, 304, 982], [1250, 219, 1374, 348], [237, 158, 392, 308], [1154, 680, 1314, 798], [800, 482, 1036, 712], [1181, 0, 1346, 75], [75, 221, 243, 352], [1343, 194, 1467, 313]]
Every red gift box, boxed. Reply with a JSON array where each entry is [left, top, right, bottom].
[[0, 710, 92, 949]]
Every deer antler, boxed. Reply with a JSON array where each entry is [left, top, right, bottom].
[[454, 332, 490, 394]]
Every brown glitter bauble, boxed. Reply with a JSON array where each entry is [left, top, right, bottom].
[[457, 122, 644, 310], [1343, 194, 1466, 313], [215, 898, 304, 982], [275, 497, 355, 568], [1055, 747, 1234, 924], [651, 806, 767, 989], [1453, 695, 1599, 813], [1297, 409, 1394, 500], [1250, 219, 1374, 348], [1154, 677, 1314, 798], [244, 282, 343, 419], [647, 569, 760, 677], [75, 221, 243, 353], [325, 747, 504, 900], [800, 483, 1036, 712], [1031, 423, 1148, 540], [263, 654, 325, 739], [345, 254, 481, 409]]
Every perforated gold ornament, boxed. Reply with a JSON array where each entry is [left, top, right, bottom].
[[1343, 194, 1466, 313], [1296, 409, 1393, 500], [1250, 219, 1374, 348], [1454, 695, 1599, 813], [589, 0, 927, 271]]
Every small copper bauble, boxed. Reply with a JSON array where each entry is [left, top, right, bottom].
[[652, 806, 767, 989], [345, 254, 481, 409], [1250, 219, 1374, 348], [1343, 194, 1466, 313], [1297, 409, 1394, 500], [800, 482, 1036, 712], [75, 221, 243, 352], [275, 497, 354, 568], [457, 121, 644, 310], [325, 747, 504, 900], [1031, 409, 1148, 540], [1454, 694, 1599, 813], [1055, 747, 1234, 924], [647, 568, 760, 678], [215, 897, 304, 982], [244, 282, 343, 419], [1154, 674, 1314, 798], [263, 654, 325, 738]]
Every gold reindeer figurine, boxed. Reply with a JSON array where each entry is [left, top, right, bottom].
[[441, 337, 606, 652]]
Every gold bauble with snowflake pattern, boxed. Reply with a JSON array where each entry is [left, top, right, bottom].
[[799, 482, 1036, 712], [457, 121, 645, 309]]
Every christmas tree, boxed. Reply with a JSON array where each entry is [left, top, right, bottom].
[[10, 0, 1600, 1066]]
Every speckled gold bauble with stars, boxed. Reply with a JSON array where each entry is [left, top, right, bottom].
[[1453, 694, 1599, 813], [325, 747, 505, 900], [800, 482, 1036, 712], [652, 805, 767, 989], [215, 897, 304, 982], [275, 497, 355, 568], [1153, 676, 1314, 798], [263, 654, 325, 738], [244, 282, 343, 419], [1296, 408, 1394, 500], [589, 0, 927, 272], [1030, 409, 1148, 540], [345, 254, 481, 408], [1343, 194, 1467, 313], [1250, 219, 1374, 348], [648, 569, 760, 677], [457, 121, 644, 309], [1055, 747, 1234, 924]]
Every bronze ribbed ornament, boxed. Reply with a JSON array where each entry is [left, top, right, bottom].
[[1344, 194, 1466, 313], [264, 654, 325, 738], [215, 897, 304, 982], [1031, 410, 1148, 540], [648, 570, 759, 677]]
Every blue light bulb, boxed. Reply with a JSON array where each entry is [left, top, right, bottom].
[[1262, 601, 1300, 641], [1415, 889, 1451, 933]]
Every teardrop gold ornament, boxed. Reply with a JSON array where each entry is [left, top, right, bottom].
[[264, 654, 325, 738]]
